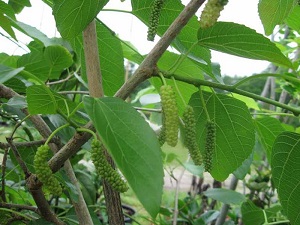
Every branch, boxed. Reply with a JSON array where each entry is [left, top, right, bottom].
[[48, 0, 206, 173], [163, 73, 300, 116], [115, 0, 206, 99], [1, 146, 8, 202], [0, 202, 38, 214]]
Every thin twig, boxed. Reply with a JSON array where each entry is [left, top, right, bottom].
[[6, 138, 31, 178], [0, 202, 39, 213], [134, 107, 162, 113], [0, 139, 48, 149]]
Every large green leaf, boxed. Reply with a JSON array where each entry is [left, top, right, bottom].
[[17, 44, 73, 81], [189, 91, 255, 181], [258, 0, 297, 35], [44, 45, 73, 76], [197, 22, 292, 68], [254, 117, 285, 163], [285, 5, 300, 32], [53, 0, 108, 39], [0, 65, 24, 83], [131, 0, 212, 68], [71, 21, 124, 96], [83, 96, 164, 218], [26, 85, 57, 114], [271, 131, 300, 225], [203, 188, 246, 205], [241, 200, 283, 225]]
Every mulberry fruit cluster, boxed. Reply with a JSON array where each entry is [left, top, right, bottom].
[[204, 121, 216, 172], [183, 105, 203, 165], [199, 0, 228, 29], [158, 114, 166, 146], [34, 145, 62, 196], [160, 85, 179, 147], [91, 139, 128, 193], [147, 0, 164, 41]]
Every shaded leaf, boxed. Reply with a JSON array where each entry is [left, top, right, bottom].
[[0, 65, 24, 83], [197, 22, 292, 68], [271, 131, 300, 225], [203, 188, 246, 205], [255, 117, 285, 163], [233, 152, 253, 180], [8, 0, 31, 14], [83, 96, 163, 218], [241, 200, 264, 225], [189, 91, 255, 181]]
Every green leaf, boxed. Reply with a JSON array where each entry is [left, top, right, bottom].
[[241, 200, 264, 225], [258, 0, 297, 35], [0, 13, 16, 40], [254, 117, 285, 163], [44, 45, 73, 76], [197, 22, 292, 68], [71, 21, 124, 96], [203, 188, 246, 205], [132, 0, 212, 66], [83, 96, 163, 218], [17, 44, 73, 80], [121, 40, 144, 65], [182, 162, 204, 177], [4, 78, 26, 94], [285, 5, 300, 32], [233, 152, 253, 180], [189, 92, 255, 181], [271, 131, 300, 225], [53, 0, 108, 39], [241, 200, 283, 225], [0, 65, 24, 83], [8, 0, 31, 14], [75, 170, 96, 205], [26, 85, 57, 114], [14, 21, 53, 47]]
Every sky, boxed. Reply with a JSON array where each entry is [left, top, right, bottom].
[[0, 0, 270, 76]]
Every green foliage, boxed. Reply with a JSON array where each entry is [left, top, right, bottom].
[[83, 96, 164, 218], [189, 92, 255, 181], [197, 22, 292, 68], [160, 85, 179, 147], [271, 132, 300, 225], [34, 145, 62, 196], [258, 0, 298, 35], [1, 0, 300, 224]]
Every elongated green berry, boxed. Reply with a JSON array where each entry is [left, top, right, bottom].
[[183, 105, 203, 165], [34, 145, 62, 196], [147, 0, 164, 41], [158, 114, 166, 146], [199, 0, 228, 29], [91, 139, 128, 193], [204, 121, 216, 172], [160, 85, 179, 147]]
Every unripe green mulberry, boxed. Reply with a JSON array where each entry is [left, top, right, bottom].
[[34, 145, 62, 196], [160, 85, 179, 147], [183, 105, 203, 165], [204, 121, 216, 172], [158, 114, 166, 146], [91, 139, 128, 193], [199, 0, 228, 29], [147, 0, 164, 41]]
